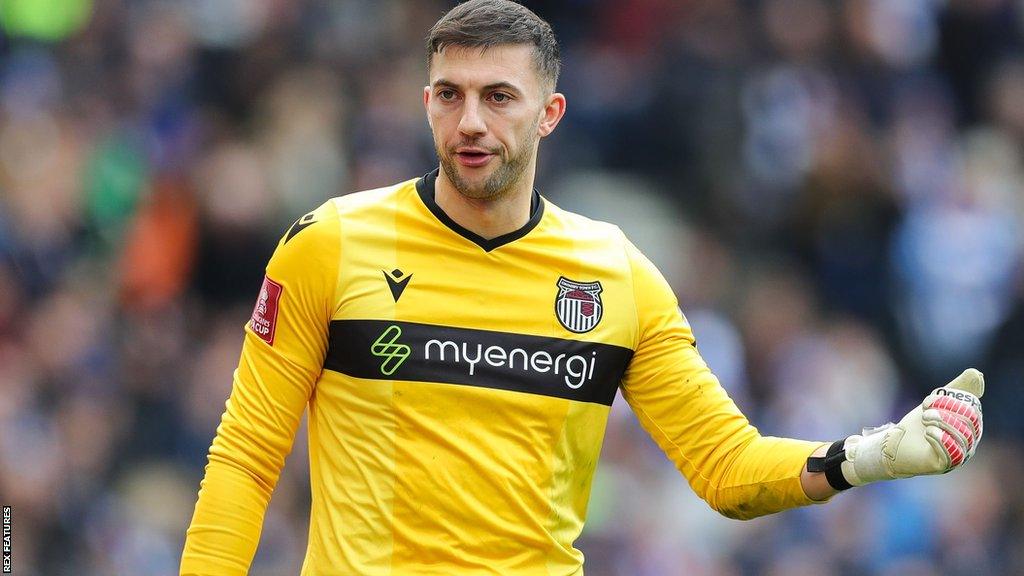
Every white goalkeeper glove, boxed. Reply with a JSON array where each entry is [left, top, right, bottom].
[[808, 368, 984, 490]]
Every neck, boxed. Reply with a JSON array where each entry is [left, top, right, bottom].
[[434, 167, 536, 240]]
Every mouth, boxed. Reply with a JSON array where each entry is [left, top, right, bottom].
[[453, 148, 495, 168]]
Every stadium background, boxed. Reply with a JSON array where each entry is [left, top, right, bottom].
[[2, 0, 1023, 574]]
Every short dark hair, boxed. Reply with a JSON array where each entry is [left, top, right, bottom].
[[426, 0, 560, 91]]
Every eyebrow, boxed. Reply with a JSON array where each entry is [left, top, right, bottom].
[[433, 78, 524, 96]]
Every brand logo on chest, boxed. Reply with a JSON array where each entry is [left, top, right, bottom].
[[555, 277, 603, 334], [383, 268, 413, 302]]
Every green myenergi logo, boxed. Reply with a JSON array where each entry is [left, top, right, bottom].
[[371, 325, 410, 375]]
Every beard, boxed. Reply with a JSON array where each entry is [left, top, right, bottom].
[[438, 132, 537, 201]]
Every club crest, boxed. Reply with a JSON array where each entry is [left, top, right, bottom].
[[555, 277, 603, 333]]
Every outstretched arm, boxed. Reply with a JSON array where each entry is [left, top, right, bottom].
[[621, 238, 830, 519], [621, 236, 985, 518]]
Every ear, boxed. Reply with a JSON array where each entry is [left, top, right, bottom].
[[423, 85, 432, 127], [538, 92, 566, 138]]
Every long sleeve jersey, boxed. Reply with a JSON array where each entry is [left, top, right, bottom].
[[180, 169, 826, 575]]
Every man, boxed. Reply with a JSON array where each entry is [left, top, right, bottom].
[[180, 1, 984, 574]]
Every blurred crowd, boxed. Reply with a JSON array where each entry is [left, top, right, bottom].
[[1, 0, 1023, 574]]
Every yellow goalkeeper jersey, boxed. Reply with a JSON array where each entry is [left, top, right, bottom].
[[181, 170, 825, 576]]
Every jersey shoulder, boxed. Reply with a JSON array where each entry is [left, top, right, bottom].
[[271, 199, 340, 267], [327, 177, 417, 219], [279, 176, 417, 250], [541, 197, 629, 248]]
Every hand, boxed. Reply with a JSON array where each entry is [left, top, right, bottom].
[[841, 369, 984, 486]]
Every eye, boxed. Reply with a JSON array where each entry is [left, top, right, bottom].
[[437, 89, 457, 101], [489, 92, 512, 103]]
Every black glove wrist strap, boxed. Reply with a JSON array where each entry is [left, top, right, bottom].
[[806, 438, 854, 491]]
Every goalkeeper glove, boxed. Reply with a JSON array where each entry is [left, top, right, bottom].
[[808, 368, 984, 490]]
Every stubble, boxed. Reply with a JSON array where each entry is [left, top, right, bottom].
[[438, 121, 539, 201]]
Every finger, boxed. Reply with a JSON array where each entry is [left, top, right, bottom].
[[927, 389, 983, 416], [927, 396, 983, 439], [923, 408, 975, 451], [944, 368, 984, 398], [924, 426, 956, 469], [926, 425, 966, 467], [944, 432, 966, 467]]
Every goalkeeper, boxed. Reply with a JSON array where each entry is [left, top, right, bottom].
[[180, 1, 984, 574]]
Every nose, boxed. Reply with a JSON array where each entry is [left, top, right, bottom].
[[457, 99, 486, 138]]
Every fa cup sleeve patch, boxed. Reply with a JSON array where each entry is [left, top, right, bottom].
[[250, 275, 283, 345]]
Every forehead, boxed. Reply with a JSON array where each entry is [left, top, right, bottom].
[[428, 44, 540, 91]]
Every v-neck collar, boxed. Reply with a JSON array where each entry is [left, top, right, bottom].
[[415, 168, 545, 252]]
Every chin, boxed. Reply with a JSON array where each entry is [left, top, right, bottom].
[[460, 172, 496, 190], [456, 183, 500, 201]]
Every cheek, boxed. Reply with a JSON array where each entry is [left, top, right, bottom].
[[427, 111, 452, 139], [513, 115, 541, 146]]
